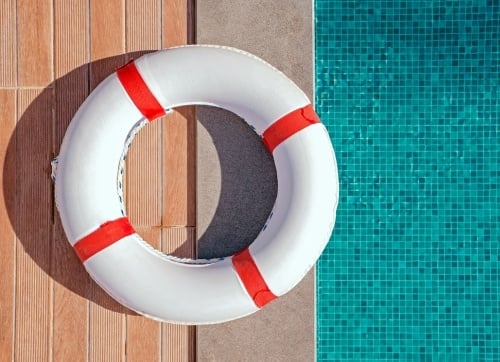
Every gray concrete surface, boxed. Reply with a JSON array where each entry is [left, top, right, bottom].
[[196, 1, 315, 361]]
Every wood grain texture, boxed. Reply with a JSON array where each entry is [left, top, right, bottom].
[[89, 2, 128, 360], [88, 292, 125, 362], [54, 0, 89, 76], [52, 223, 89, 362], [15, 88, 53, 362], [126, 121, 162, 227], [90, 0, 125, 60], [161, 227, 196, 256], [0, 0, 16, 86], [162, 107, 197, 227], [161, 3, 196, 361], [162, 0, 194, 47], [52, 2, 90, 360], [161, 228, 196, 362], [123, 2, 163, 360], [126, 311, 161, 362], [89, 0, 126, 89], [162, 324, 196, 362], [125, 228, 162, 362], [0, 0, 197, 360], [126, 0, 160, 51], [17, 0, 52, 86], [162, 0, 196, 227], [0, 90, 16, 361]]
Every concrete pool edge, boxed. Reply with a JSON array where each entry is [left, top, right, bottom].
[[196, 0, 316, 360]]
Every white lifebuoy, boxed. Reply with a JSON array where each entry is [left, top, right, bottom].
[[55, 45, 339, 324]]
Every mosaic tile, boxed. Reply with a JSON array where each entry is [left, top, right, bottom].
[[315, 1, 499, 360]]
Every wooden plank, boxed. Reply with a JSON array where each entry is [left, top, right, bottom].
[[124, 0, 161, 227], [125, 228, 162, 362], [54, 0, 89, 75], [15, 88, 53, 362], [0, 0, 16, 86], [123, 2, 163, 360], [88, 293, 125, 362], [126, 0, 160, 52], [161, 2, 197, 361], [52, 222, 89, 362], [52, 1, 90, 361], [1, 0, 196, 361], [89, 0, 126, 89], [162, 324, 196, 362], [162, 107, 197, 227], [162, 0, 196, 227], [89, 1, 127, 360], [126, 309, 161, 362], [161, 227, 196, 256], [161, 227, 196, 362], [161, 2, 197, 360], [162, 0, 194, 47], [125, 117, 162, 228], [0, 90, 16, 361], [90, 0, 125, 60], [17, 0, 52, 86]]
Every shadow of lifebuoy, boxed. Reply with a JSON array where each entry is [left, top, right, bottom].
[[3, 51, 278, 314], [3, 52, 152, 314], [196, 106, 277, 258]]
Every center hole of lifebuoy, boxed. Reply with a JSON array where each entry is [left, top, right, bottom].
[[196, 106, 277, 259], [121, 106, 278, 260]]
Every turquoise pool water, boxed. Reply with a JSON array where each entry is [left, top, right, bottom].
[[315, 1, 499, 360]]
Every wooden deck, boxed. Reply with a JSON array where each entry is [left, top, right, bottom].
[[0, 0, 196, 360]]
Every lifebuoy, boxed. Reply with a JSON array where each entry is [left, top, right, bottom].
[[54, 45, 339, 324]]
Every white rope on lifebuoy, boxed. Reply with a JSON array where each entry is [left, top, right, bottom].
[[54, 45, 339, 324]]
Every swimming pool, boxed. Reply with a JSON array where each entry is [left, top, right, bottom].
[[315, 1, 499, 360]]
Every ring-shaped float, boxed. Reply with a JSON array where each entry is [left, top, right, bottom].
[[55, 45, 339, 324]]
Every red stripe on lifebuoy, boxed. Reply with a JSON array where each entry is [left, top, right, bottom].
[[262, 104, 320, 153], [73, 217, 135, 262], [116, 61, 166, 121], [232, 248, 277, 308]]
